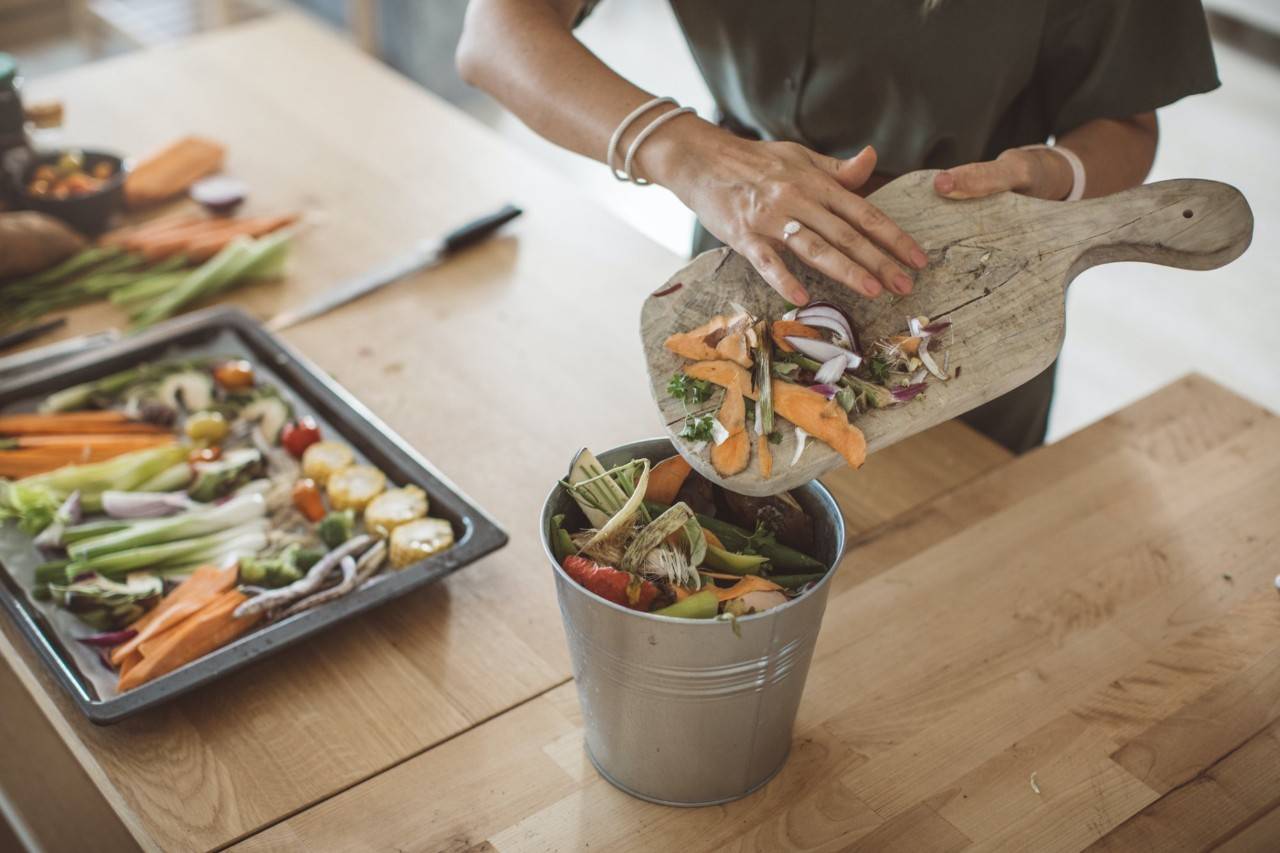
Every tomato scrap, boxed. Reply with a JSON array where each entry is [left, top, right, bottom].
[[281, 417, 322, 458], [291, 478, 326, 522], [561, 555, 658, 611]]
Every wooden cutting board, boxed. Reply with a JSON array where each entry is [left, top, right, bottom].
[[641, 171, 1253, 496]]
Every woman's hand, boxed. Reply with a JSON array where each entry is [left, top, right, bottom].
[[641, 125, 928, 305], [933, 147, 1075, 201]]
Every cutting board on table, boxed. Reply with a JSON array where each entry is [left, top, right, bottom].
[[641, 170, 1253, 496]]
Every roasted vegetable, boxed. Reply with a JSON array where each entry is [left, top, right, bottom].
[[318, 509, 356, 549], [47, 572, 163, 631], [326, 464, 385, 512], [239, 395, 291, 444], [364, 485, 427, 537], [389, 518, 454, 568], [158, 371, 214, 412], [212, 360, 254, 390], [184, 410, 229, 443], [238, 544, 317, 588], [280, 416, 321, 458], [188, 448, 263, 502], [291, 478, 325, 522], [301, 440, 353, 485]]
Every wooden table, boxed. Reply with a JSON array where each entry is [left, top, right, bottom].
[[2, 12, 1277, 853]]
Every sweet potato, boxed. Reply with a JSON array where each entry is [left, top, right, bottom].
[[0, 211, 86, 279], [710, 384, 750, 477], [645, 454, 693, 505], [118, 588, 259, 692], [685, 360, 867, 469], [713, 574, 783, 602], [683, 360, 754, 399], [125, 136, 225, 208], [770, 320, 822, 353], [111, 564, 237, 666], [664, 316, 728, 362], [771, 381, 867, 469], [714, 330, 753, 369]]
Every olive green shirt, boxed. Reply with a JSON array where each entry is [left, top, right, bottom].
[[585, 0, 1219, 174]]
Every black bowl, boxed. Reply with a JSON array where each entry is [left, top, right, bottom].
[[5, 148, 127, 235]]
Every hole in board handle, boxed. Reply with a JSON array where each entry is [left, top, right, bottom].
[[1182, 209, 1194, 219]]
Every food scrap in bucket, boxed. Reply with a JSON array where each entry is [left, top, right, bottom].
[[663, 302, 953, 477], [551, 448, 829, 620]]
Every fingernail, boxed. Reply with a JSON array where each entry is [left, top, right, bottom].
[[862, 277, 882, 298], [894, 273, 913, 294], [911, 248, 928, 269], [936, 173, 954, 193]]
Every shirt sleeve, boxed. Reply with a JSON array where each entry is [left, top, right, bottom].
[[1040, 0, 1220, 136]]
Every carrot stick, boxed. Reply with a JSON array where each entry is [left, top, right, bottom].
[[0, 412, 169, 436], [11, 434, 174, 449], [112, 564, 238, 665], [126, 219, 231, 259], [100, 214, 204, 248], [182, 214, 299, 262], [118, 589, 259, 692]]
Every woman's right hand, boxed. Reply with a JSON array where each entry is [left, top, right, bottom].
[[641, 122, 928, 305]]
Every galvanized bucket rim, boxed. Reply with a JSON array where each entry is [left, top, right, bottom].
[[541, 437, 845, 627]]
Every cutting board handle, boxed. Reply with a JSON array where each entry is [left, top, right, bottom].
[[1047, 178, 1253, 283]]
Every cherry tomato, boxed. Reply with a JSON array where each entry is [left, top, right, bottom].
[[281, 417, 322, 458], [292, 478, 326, 522], [213, 360, 255, 390]]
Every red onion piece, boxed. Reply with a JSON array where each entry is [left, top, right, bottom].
[[891, 383, 928, 402], [803, 301, 862, 352], [796, 305, 857, 352], [785, 337, 863, 369], [808, 384, 840, 399], [923, 320, 952, 335], [814, 354, 849, 385], [76, 628, 137, 648]]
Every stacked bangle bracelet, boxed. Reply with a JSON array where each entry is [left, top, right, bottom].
[[607, 96, 696, 185], [1020, 143, 1086, 201]]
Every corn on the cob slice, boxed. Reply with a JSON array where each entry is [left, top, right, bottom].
[[390, 518, 454, 568], [364, 485, 428, 537], [326, 464, 386, 512], [301, 440, 353, 485]]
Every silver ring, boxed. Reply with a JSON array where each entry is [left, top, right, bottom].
[[782, 220, 801, 241]]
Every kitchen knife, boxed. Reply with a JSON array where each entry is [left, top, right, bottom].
[[266, 203, 522, 332]]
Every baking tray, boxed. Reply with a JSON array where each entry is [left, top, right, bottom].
[[0, 306, 508, 724]]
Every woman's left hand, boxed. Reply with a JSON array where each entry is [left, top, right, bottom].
[[933, 147, 1075, 201]]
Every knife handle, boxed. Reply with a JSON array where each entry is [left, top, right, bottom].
[[441, 204, 523, 254]]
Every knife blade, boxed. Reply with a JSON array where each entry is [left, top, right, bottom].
[[266, 203, 522, 332]]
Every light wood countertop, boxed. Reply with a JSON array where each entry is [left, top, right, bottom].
[[1, 11, 1276, 853]]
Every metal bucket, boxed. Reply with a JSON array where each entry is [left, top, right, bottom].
[[541, 437, 846, 806]]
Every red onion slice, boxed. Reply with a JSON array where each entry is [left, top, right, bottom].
[[891, 383, 928, 402], [785, 337, 863, 369], [76, 628, 138, 648], [814, 354, 849, 385], [796, 305, 858, 352], [808, 383, 840, 399]]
